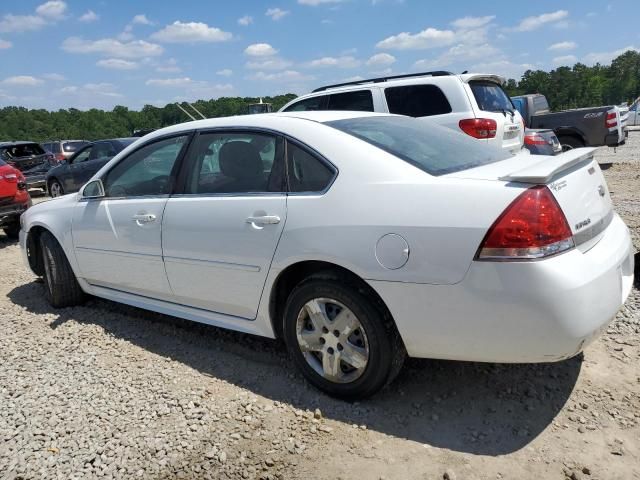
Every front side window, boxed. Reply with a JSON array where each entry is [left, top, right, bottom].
[[287, 142, 335, 193], [185, 132, 283, 194], [103, 135, 188, 197], [91, 142, 116, 159], [385, 85, 452, 117], [327, 90, 374, 111], [284, 96, 327, 112], [71, 147, 92, 164]]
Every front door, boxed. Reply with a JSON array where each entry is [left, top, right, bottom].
[[162, 130, 287, 319], [72, 141, 117, 188], [72, 134, 190, 298]]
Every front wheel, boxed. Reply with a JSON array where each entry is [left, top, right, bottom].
[[283, 277, 405, 400], [48, 179, 63, 197], [40, 231, 85, 308]]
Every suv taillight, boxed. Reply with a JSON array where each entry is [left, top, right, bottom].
[[476, 186, 574, 260], [459, 118, 497, 139], [606, 111, 617, 129], [55, 153, 65, 162]]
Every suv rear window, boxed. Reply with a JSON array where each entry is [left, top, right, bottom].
[[63, 141, 89, 153], [327, 116, 509, 176], [469, 81, 515, 113], [385, 85, 452, 117], [0, 143, 45, 159], [327, 90, 374, 111]]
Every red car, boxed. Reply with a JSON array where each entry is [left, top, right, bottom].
[[0, 159, 30, 239]]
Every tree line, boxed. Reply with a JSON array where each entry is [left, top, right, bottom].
[[0, 50, 638, 142]]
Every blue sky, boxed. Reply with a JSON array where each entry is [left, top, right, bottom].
[[0, 0, 638, 110]]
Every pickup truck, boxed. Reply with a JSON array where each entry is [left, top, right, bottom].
[[511, 94, 626, 150]]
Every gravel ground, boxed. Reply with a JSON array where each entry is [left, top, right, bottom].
[[1, 135, 640, 480]]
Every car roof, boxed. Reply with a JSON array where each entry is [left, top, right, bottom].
[[0, 141, 41, 147]]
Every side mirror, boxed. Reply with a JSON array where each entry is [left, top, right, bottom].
[[81, 179, 105, 199]]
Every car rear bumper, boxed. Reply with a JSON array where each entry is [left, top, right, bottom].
[[370, 213, 634, 363], [24, 173, 46, 188], [605, 132, 625, 147], [0, 200, 29, 226]]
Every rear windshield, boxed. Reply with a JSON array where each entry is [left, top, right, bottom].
[[326, 116, 509, 176], [0, 143, 45, 159], [63, 141, 89, 153], [469, 81, 515, 113]]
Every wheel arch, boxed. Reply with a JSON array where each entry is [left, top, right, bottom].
[[268, 260, 398, 341], [554, 127, 587, 145]]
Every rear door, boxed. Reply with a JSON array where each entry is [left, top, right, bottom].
[[466, 79, 524, 155], [161, 130, 287, 319]]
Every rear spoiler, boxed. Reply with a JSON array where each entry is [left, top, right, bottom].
[[500, 148, 597, 184]]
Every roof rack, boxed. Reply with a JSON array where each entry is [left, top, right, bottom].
[[311, 71, 453, 93]]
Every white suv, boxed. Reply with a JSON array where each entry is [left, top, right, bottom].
[[280, 71, 525, 156]]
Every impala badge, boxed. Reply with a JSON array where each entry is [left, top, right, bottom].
[[598, 185, 605, 197]]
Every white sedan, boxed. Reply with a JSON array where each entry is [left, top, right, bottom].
[[20, 111, 634, 399]]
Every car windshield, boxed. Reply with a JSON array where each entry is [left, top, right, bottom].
[[0, 143, 45, 159], [63, 141, 89, 152], [470, 81, 515, 113], [326, 116, 510, 176]]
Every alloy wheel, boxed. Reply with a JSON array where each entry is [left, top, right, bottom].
[[49, 181, 62, 197]]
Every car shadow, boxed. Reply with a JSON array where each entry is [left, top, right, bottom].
[[8, 281, 581, 456], [0, 233, 18, 249]]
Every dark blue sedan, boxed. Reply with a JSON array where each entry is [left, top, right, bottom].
[[45, 138, 137, 197]]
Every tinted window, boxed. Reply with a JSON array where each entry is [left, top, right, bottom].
[[104, 135, 188, 197], [91, 142, 117, 159], [385, 85, 452, 117], [287, 142, 334, 193], [0, 143, 45, 158], [284, 96, 326, 112], [327, 116, 509, 176], [71, 147, 92, 164], [63, 141, 89, 153], [327, 90, 374, 111], [469, 81, 515, 112], [185, 132, 283, 194]]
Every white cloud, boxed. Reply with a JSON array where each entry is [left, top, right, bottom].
[[146, 77, 194, 87], [62, 37, 164, 59], [132, 14, 152, 25], [0, 15, 47, 33], [584, 46, 638, 65], [366, 53, 396, 67], [513, 10, 569, 32], [97, 58, 139, 70], [245, 43, 278, 57], [265, 8, 290, 21], [307, 56, 361, 68], [245, 57, 293, 70], [217, 69, 233, 76], [250, 70, 313, 82], [0, 39, 12, 49], [238, 15, 253, 26], [552, 55, 577, 65], [548, 41, 577, 51], [451, 15, 495, 29], [79, 10, 98, 22], [59, 82, 123, 98], [155, 65, 181, 73], [42, 73, 65, 81], [469, 60, 535, 79], [150, 21, 232, 43], [35, 1, 67, 20], [2, 76, 43, 86], [376, 27, 456, 50], [298, 0, 346, 4]]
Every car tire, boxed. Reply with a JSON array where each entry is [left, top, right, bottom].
[[40, 231, 85, 308], [3, 224, 20, 240], [283, 276, 406, 400], [559, 136, 584, 151], [48, 179, 63, 197]]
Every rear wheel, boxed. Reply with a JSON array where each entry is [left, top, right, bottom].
[[559, 136, 584, 151], [283, 277, 405, 400], [40, 231, 85, 308], [2, 223, 19, 239], [48, 179, 63, 197]]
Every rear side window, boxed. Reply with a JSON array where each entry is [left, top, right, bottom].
[[63, 141, 89, 153], [385, 85, 452, 117], [287, 142, 335, 193], [327, 116, 510, 176], [284, 96, 327, 112], [469, 81, 514, 113], [327, 90, 374, 111]]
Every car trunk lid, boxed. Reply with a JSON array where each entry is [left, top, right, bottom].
[[0, 164, 19, 200]]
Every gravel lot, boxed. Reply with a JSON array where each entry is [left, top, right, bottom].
[[2, 135, 640, 480]]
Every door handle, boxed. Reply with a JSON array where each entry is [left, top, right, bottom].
[[246, 215, 281, 225], [132, 213, 156, 224]]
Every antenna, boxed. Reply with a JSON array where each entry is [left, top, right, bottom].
[[175, 103, 197, 121]]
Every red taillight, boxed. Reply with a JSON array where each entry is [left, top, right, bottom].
[[524, 133, 547, 145], [459, 118, 497, 139], [477, 186, 574, 260], [2, 173, 18, 182], [55, 153, 65, 162], [606, 111, 617, 128]]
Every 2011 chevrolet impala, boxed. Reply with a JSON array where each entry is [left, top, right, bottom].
[[20, 111, 634, 399]]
